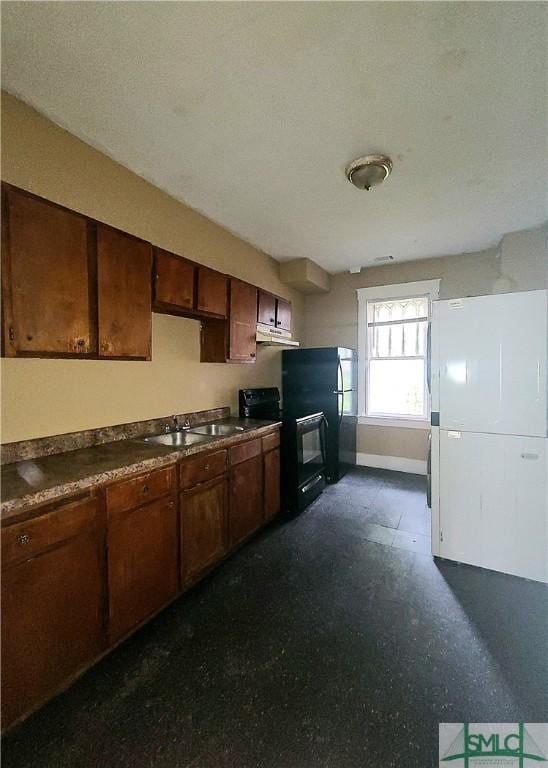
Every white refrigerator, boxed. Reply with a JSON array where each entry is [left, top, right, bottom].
[[430, 289, 548, 583]]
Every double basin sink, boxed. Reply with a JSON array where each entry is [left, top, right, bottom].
[[139, 422, 245, 448]]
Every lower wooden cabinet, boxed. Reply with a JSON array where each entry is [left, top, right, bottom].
[[263, 447, 281, 521], [229, 454, 263, 549], [1, 528, 104, 730], [181, 475, 228, 586], [107, 496, 178, 643], [1, 429, 281, 731]]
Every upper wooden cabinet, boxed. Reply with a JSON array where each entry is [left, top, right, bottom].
[[228, 279, 258, 362], [257, 291, 277, 326], [257, 289, 292, 332], [1, 184, 288, 364], [1, 184, 96, 357], [196, 266, 228, 318], [97, 225, 153, 360], [153, 247, 194, 314], [200, 278, 257, 363], [276, 298, 291, 331]]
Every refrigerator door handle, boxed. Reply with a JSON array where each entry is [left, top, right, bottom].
[[338, 359, 344, 423], [426, 432, 432, 508], [426, 321, 432, 395]]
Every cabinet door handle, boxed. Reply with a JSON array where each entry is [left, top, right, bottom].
[[250, 352, 256, 358], [17, 533, 30, 546], [204, 464, 210, 471]]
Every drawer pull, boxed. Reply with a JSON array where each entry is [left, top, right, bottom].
[[142, 484, 149, 494], [204, 464, 210, 471], [17, 533, 30, 546]]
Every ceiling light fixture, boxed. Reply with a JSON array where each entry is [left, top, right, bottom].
[[345, 154, 393, 190]]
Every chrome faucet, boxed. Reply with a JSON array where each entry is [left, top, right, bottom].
[[173, 415, 191, 431]]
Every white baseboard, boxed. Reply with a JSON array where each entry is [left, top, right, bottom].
[[356, 452, 427, 476]]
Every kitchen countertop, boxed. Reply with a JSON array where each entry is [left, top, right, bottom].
[[1, 418, 281, 524]]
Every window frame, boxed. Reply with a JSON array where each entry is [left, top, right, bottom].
[[357, 280, 440, 428]]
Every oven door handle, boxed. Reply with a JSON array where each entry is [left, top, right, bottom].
[[320, 414, 329, 467]]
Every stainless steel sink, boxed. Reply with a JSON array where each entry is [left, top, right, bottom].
[[188, 423, 245, 437], [140, 431, 212, 447]]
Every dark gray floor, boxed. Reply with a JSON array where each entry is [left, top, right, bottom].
[[3, 467, 547, 768]]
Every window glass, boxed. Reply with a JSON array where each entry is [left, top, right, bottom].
[[368, 359, 425, 417], [366, 295, 429, 419]]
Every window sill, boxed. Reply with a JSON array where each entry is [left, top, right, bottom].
[[358, 415, 430, 430]]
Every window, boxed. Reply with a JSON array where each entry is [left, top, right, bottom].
[[357, 280, 440, 427], [367, 296, 428, 418]]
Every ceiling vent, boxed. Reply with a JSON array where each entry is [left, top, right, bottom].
[[373, 255, 395, 264], [345, 154, 393, 190]]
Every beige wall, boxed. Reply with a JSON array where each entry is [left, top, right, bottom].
[[304, 229, 547, 464], [356, 425, 430, 461], [0, 92, 304, 443]]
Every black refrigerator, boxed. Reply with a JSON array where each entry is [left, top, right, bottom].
[[282, 347, 357, 482]]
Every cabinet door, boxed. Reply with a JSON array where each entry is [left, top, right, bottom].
[[1, 184, 95, 357], [257, 291, 276, 326], [154, 247, 194, 313], [229, 455, 263, 548], [196, 266, 227, 318], [263, 448, 281, 521], [107, 496, 178, 643], [181, 475, 227, 586], [275, 298, 291, 331], [229, 279, 258, 362], [97, 225, 152, 359], [1, 532, 104, 730]]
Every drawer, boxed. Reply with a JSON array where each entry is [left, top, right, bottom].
[[2, 496, 98, 569], [106, 465, 176, 515], [262, 431, 280, 452], [180, 450, 227, 489], [230, 438, 262, 466]]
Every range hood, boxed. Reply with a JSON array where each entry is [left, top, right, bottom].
[[256, 322, 300, 347]]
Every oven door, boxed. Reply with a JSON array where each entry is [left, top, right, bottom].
[[295, 412, 327, 486]]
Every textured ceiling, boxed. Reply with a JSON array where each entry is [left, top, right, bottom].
[[2, 1, 547, 271]]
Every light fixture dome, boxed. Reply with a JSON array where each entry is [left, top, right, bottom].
[[345, 154, 393, 190]]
